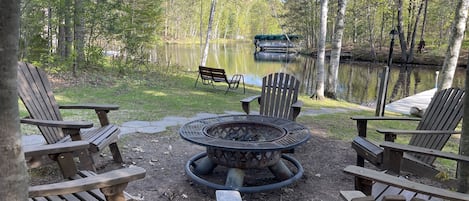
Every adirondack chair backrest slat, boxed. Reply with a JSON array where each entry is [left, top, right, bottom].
[[409, 88, 465, 164], [18, 62, 65, 144], [259, 73, 300, 120]]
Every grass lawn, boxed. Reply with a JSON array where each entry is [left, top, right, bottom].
[[19, 67, 461, 176]]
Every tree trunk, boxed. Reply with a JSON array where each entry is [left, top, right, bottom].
[[366, 5, 376, 61], [406, 1, 424, 64], [64, 0, 72, 59], [396, 0, 408, 63], [200, 0, 216, 66], [48, 6, 53, 56], [458, 54, 469, 193], [437, 0, 469, 90], [313, 0, 328, 100], [418, 0, 428, 53], [326, 0, 347, 99], [0, 1, 29, 200], [74, 0, 85, 76]]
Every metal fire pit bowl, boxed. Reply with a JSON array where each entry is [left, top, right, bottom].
[[203, 121, 286, 168]]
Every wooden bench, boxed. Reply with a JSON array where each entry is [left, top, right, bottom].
[[195, 66, 245, 94]]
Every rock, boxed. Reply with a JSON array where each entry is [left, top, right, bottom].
[[410, 106, 426, 117]]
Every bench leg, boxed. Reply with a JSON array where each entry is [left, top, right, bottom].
[[194, 74, 200, 87]]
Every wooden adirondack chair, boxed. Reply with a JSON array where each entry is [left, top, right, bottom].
[[241, 72, 302, 121], [351, 87, 465, 177], [17, 62, 123, 172], [25, 141, 145, 201]]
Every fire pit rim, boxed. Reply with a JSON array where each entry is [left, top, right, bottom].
[[179, 115, 311, 152]]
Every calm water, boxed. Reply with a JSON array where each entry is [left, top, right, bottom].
[[156, 43, 465, 105]]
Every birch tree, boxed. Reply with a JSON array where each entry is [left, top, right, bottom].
[[201, 0, 217, 66], [0, 0, 29, 200], [326, 0, 347, 99], [437, 0, 469, 90], [313, 0, 328, 100]]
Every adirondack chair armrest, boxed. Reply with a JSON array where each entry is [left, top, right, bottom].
[[59, 104, 119, 126], [351, 116, 421, 121], [380, 141, 469, 175], [28, 166, 146, 198], [380, 141, 469, 163], [375, 129, 460, 142], [23, 140, 89, 158], [376, 129, 461, 135], [20, 118, 93, 129], [343, 165, 469, 201], [291, 100, 303, 121], [241, 95, 261, 114], [351, 116, 421, 138], [59, 104, 119, 111], [24, 141, 91, 177]]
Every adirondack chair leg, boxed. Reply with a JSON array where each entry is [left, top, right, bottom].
[[291, 107, 301, 121], [110, 142, 124, 163], [96, 110, 111, 126], [56, 152, 79, 178], [356, 120, 367, 167], [242, 102, 250, 114], [100, 183, 128, 201], [354, 177, 373, 196], [383, 147, 403, 174], [78, 149, 96, 172]]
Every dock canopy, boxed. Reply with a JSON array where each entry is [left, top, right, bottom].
[[254, 34, 301, 41]]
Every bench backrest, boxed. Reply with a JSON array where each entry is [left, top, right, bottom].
[[198, 66, 228, 82]]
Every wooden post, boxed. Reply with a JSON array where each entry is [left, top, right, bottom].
[[375, 66, 390, 116]]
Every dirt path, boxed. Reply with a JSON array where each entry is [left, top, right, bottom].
[[102, 125, 357, 201]]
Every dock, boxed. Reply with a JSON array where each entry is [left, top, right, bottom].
[[385, 88, 437, 115]]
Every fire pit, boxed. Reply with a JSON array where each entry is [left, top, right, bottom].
[[179, 115, 311, 193], [204, 121, 285, 169]]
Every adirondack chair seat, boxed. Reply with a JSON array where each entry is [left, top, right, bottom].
[[58, 124, 119, 153], [351, 88, 465, 178], [352, 136, 450, 176]]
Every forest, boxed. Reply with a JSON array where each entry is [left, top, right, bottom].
[[19, 0, 461, 74]]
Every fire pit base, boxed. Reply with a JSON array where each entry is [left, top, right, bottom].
[[185, 152, 304, 193]]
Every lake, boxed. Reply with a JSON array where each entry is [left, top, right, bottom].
[[155, 42, 465, 105]]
